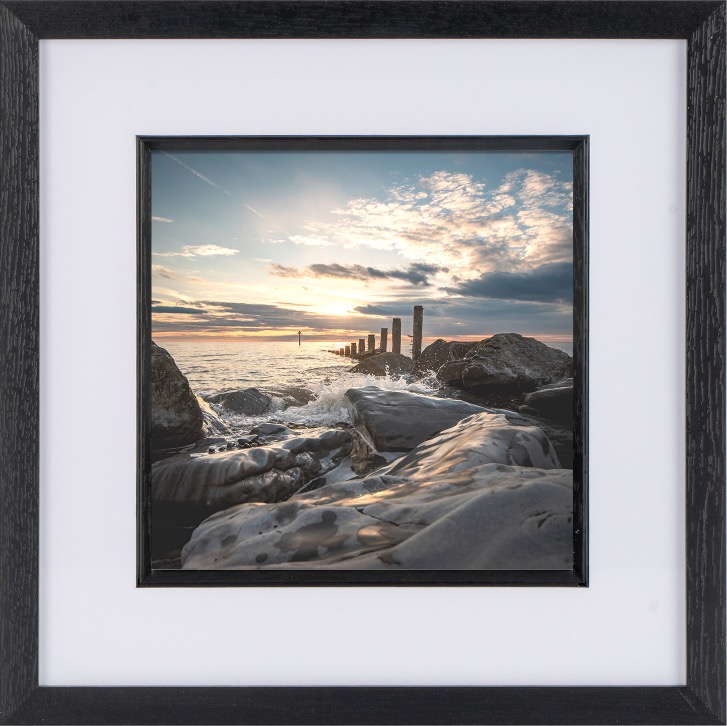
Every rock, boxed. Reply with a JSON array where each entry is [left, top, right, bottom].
[[350, 352, 414, 376], [250, 423, 289, 436], [344, 386, 486, 452], [521, 379, 573, 427], [152, 428, 353, 511], [150, 341, 205, 454], [197, 397, 230, 435], [181, 412, 571, 570], [204, 387, 272, 416], [207, 447, 215, 454], [437, 333, 572, 393], [237, 435, 260, 448], [414, 339, 478, 374]]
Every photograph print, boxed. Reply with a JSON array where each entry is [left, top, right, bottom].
[[142, 137, 586, 579]]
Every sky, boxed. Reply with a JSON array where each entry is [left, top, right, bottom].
[[151, 149, 573, 344]]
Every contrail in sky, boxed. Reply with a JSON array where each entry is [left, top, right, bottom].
[[163, 152, 232, 196], [244, 204, 265, 219]]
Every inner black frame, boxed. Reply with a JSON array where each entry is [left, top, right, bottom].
[[138, 135, 589, 587], [0, 2, 723, 724]]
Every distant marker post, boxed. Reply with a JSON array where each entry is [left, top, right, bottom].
[[298, 330, 301, 346]]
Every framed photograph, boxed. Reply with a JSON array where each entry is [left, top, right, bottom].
[[1, 1, 724, 724], [139, 135, 588, 585]]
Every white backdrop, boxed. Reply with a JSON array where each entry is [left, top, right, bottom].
[[39, 39, 686, 686]]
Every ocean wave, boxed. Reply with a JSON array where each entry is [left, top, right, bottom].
[[216, 372, 440, 430]]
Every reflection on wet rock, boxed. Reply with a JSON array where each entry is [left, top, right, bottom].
[[181, 412, 572, 570]]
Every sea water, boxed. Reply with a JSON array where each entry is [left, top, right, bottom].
[[160, 338, 573, 429]]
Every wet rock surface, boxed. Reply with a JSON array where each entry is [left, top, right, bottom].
[[181, 412, 571, 570], [521, 379, 573, 428], [344, 386, 486, 452], [150, 341, 205, 455], [414, 339, 478, 374], [153, 428, 352, 510], [350, 352, 415, 376], [203, 387, 273, 415], [437, 333, 572, 394]]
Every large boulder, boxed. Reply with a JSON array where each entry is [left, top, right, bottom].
[[181, 412, 571, 570], [350, 352, 414, 377], [204, 387, 272, 415], [521, 379, 573, 427], [344, 386, 485, 452], [151, 341, 204, 453], [152, 428, 352, 510], [437, 333, 572, 393], [414, 339, 478, 374]]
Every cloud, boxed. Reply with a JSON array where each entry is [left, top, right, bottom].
[[451, 262, 573, 303], [151, 305, 202, 314], [153, 244, 239, 258], [151, 265, 177, 280], [287, 168, 572, 279], [152, 216, 173, 223], [287, 235, 335, 247], [270, 262, 445, 287]]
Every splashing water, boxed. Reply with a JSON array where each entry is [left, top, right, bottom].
[[159, 340, 444, 431]]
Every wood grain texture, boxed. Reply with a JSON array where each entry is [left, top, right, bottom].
[[687, 3, 727, 722], [572, 137, 589, 586], [136, 135, 589, 589], [0, 1, 724, 724], [0, 3, 38, 723], [1, 0, 723, 39], [5, 686, 725, 725]]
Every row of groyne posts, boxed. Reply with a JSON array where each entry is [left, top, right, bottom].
[[328, 305, 424, 361]]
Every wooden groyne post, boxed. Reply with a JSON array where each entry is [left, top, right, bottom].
[[380, 328, 388, 352], [412, 305, 423, 360], [368, 334, 376, 352], [359, 337, 366, 354], [339, 347, 344, 356], [392, 318, 401, 354], [351, 342, 357, 357]]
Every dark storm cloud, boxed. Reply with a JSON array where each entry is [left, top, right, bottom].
[[271, 262, 445, 287], [451, 262, 573, 304], [354, 300, 446, 317]]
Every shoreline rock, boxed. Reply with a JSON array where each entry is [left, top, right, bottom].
[[181, 411, 571, 570], [414, 338, 478, 375], [437, 333, 572, 394], [151, 341, 205, 455], [204, 387, 273, 416], [349, 352, 414, 377], [344, 386, 486, 452]]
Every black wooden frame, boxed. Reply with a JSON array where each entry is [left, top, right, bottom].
[[0, 1, 723, 724], [137, 134, 589, 588]]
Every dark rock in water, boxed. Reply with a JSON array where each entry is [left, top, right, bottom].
[[207, 447, 215, 454], [344, 386, 485, 452], [237, 435, 260, 448], [251, 423, 289, 436], [414, 339, 478, 374], [350, 352, 414, 377], [521, 379, 573, 427], [182, 411, 571, 570], [150, 341, 205, 454], [204, 387, 272, 416], [437, 333, 572, 393]]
